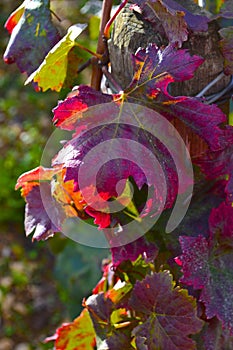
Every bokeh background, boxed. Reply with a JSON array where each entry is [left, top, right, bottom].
[[0, 1, 108, 349]]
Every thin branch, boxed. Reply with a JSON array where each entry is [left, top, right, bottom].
[[91, 0, 113, 90], [104, 0, 129, 39], [77, 58, 93, 74], [206, 76, 233, 104], [102, 66, 123, 93], [50, 9, 62, 22], [196, 72, 225, 98]]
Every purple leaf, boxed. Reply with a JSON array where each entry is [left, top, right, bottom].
[[195, 126, 233, 201], [141, 0, 188, 47], [111, 236, 158, 267], [215, 0, 233, 19], [129, 271, 203, 349], [24, 183, 60, 241], [52, 122, 179, 232], [128, 44, 204, 90], [202, 318, 233, 350], [128, 44, 226, 151], [209, 201, 233, 248], [176, 235, 209, 289], [134, 0, 208, 41], [177, 210, 233, 334], [3, 0, 60, 76]]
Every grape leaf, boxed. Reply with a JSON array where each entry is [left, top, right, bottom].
[[53, 45, 226, 152], [129, 271, 203, 350], [209, 201, 233, 248], [25, 24, 87, 91], [201, 317, 233, 350], [219, 26, 233, 75], [52, 309, 96, 350], [52, 121, 179, 229], [16, 166, 87, 240], [134, 0, 208, 34], [127, 44, 226, 151], [53, 85, 113, 130], [18, 44, 227, 242], [15, 165, 60, 190], [177, 204, 233, 333], [136, 0, 188, 47], [24, 182, 61, 241], [195, 126, 233, 202], [4, 1, 25, 33], [111, 236, 158, 267], [216, 0, 233, 19], [3, 0, 60, 76], [85, 293, 134, 349]]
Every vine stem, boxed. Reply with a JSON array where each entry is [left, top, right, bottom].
[[91, 0, 113, 90]]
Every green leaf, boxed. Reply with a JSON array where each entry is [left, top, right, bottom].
[[25, 23, 87, 91], [89, 16, 101, 41]]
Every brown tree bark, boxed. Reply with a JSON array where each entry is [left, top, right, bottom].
[[108, 1, 230, 157]]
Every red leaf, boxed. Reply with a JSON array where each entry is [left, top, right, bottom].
[[53, 309, 96, 350], [53, 85, 113, 130], [4, 2, 25, 33]]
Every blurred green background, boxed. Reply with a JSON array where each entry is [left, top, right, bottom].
[[0, 1, 108, 349]]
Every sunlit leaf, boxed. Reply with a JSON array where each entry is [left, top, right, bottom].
[[16, 166, 86, 240], [53, 309, 96, 350], [53, 85, 113, 130], [25, 24, 87, 91], [3, 0, 60, 76], [4, 1, 26, 33]]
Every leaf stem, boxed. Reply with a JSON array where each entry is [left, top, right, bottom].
[[104, 0, 129, 39], [75, 43, 102, 59], [91, 0, 113, 90]]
